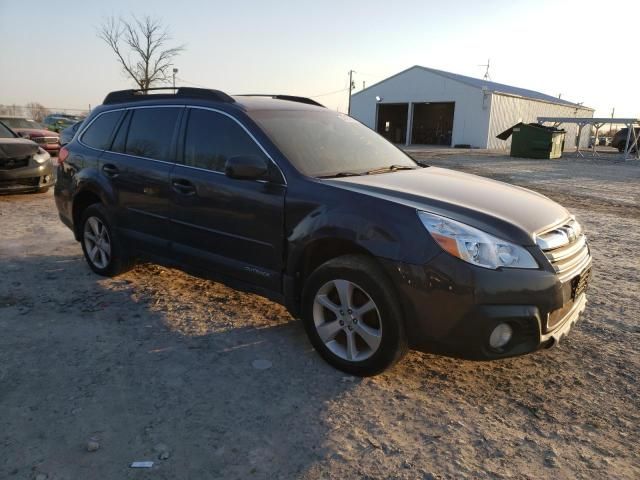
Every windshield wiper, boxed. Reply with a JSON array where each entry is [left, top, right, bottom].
[[317, 171, 363, 179], [365, 164, 418, 175]]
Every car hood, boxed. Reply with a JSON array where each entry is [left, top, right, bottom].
[[0, 138, 39, 159], [327, 167, 570, 245], [13, 128, 58, 138]]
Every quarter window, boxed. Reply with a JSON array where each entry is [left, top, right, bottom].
[[111, 111, 130, 153], [125, 108, 180, 161], [81, 111, 123, 150], [183, 109, 266, 173]]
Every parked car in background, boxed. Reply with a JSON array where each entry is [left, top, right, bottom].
[[55, 88, 593, 376], [0, 120, 54, 193], [43, 115, 78, 133], [0, 116, 60, 156], [59, 120, 84, 146], [611, 128, 640, 152]]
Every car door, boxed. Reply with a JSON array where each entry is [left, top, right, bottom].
[[169, 107, 286, 292], [96, 106, 183, 257]]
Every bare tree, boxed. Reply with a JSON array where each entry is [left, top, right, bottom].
[[98, 15, 184, 90], [25, 102, 50, 122]]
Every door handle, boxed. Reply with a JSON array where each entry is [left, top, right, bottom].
[[171, 179, 196, 196], [102, 164, 119, 178]]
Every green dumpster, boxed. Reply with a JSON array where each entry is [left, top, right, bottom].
[[497, 123, 566, 159]]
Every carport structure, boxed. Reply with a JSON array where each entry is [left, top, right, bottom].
[[538, 117, 640, 160]]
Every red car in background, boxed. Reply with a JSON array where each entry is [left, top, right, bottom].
[[0, 116, 60, 156]]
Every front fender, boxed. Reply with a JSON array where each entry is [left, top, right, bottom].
[[284, 180, 439, 277]]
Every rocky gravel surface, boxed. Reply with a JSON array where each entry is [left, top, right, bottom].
[[0, 150, 638, 479]]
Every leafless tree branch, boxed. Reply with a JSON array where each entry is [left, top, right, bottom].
[[98, 15, 185, 90], [25, 102, 51, 122]]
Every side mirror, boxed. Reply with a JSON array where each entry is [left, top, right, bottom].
[[225, 155, 268, 180]]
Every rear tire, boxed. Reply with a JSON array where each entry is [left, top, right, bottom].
[[301, 254, 408, 376], [80, 204, 131, 277]]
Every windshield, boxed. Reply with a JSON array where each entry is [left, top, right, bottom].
[[0, 122, 16, 138], [0, 118, 42, 129], [249, 109, 417, 177]]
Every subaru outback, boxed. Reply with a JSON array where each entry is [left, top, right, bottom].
[[54, 88, 592, 376]]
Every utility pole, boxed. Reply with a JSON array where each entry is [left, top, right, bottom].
[[347, 70, 355, 116], [172, 68, 179, 92], [610, 107, 615, 135]]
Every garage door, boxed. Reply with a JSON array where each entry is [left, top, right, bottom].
[[411, 102, 454, 146], [376, 104, 408, 144]]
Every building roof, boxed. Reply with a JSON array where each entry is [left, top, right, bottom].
[[354, 65, 594, 111]]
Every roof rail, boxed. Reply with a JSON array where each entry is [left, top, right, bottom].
[[103, 87, 235, 105], [237, 94, 325, 108]]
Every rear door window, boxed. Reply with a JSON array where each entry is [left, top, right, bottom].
[[81, 111, 123, 150], [125, 108, 181, 161], [183, 108, 266, 172]]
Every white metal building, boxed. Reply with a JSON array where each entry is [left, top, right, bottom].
[[350, 65, 594, 149]]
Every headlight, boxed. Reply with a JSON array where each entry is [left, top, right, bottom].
[[418, 211, 538, 269], [33, 148, 51, 164]]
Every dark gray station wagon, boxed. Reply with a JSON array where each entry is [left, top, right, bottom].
[[55, 88, 592, 375]]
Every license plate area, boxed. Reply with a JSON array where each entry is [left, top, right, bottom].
[[571, 267, 591, 300], [547, 266, 591, 331]]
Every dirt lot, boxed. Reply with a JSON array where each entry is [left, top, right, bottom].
[[1, 150, 638, 479]]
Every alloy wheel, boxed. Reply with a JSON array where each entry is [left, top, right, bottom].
[[83, 216, 111, 270], [312, 279, 382, 362]]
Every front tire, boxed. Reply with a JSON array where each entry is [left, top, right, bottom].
[[301, 255, 408, 376], [80, 204, 131, 276]]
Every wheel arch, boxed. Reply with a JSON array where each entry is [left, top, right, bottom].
[[71, 188, 105, 240], [285, 236, 390, 317]]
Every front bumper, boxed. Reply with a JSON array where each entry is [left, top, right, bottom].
[[381, 251, 591, 360], [0, 160, 55, 193]]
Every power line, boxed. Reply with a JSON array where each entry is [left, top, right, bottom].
[[353, 71, 384, 78], [310, 87, 349, 98], [174, 76, 209, 88], [176, 77, 349, 100]]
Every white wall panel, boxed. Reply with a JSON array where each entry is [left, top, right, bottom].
[[350, 67, 491, 148], [488, 94, 594, 150]]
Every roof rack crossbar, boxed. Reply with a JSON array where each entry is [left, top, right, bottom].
[[103, 87, 235, 105], [237, 94, 325, 108]]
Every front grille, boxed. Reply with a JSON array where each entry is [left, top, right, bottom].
[[34, 136, 59, 145], [536, 218, 591, 282], [0, 177, 39, 188], [0, 157, 30, 170]]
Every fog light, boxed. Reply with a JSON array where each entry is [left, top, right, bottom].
[[489, 323, 513, 349]]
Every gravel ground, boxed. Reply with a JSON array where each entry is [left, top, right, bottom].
[[0, 150, 638, 479]]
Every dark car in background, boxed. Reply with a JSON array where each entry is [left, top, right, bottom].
[[0, 120, 54, 193], [59, 120, 84, 146], [0, 116, 60, 156], [43, 115, 79, 133], [54, 87, 592, 376], [611, 128, 640, 152]]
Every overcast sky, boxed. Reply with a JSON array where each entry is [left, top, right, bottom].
[[1, 0, 638, 118]]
